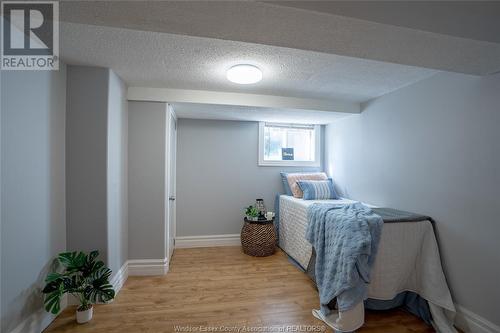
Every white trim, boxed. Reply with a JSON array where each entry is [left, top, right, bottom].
[[163, 103, 171, 259], [166, 103, 177, 262], [8, 309, 59, 333], [455, 305, 500, 333], [258, 122, 321, 167], [175, 234, 241, 248], [7, 296, 67, 333], [110, 261, 129, 295], [128, 258, 169, 276], [67, 261, 129, 306], [169, 103, 178, 121], [127, 87, 361, 114], [7, 258, 168, 333]]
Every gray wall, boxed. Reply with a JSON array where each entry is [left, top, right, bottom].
[[128, 101, 167, 259], [325, 72, 500, 325], [176, 119, 323, 236], [66, 66, 109, 262], [106, 70, 129, 274], [66, 66, 128, 274], [1, 66, 67, 332]]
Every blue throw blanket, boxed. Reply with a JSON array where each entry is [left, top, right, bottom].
[[305, 202, 383, 315]]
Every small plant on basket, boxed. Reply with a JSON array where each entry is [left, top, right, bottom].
[[245, 205, 260, 221], [42, 250, 115, 324]]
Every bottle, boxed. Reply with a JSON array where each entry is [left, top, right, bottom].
[[255, 199, 266, 219]]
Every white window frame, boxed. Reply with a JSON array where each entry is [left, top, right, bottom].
[[258, 122, 321, 167]]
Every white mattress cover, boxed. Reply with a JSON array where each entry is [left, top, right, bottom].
[[279, 195, 456, 317]]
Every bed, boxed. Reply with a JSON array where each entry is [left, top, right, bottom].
[[278, 195, 457, 332]]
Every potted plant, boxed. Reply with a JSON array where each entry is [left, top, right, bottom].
[[42, 250, 115, 324], [245, 205, 260, 221]]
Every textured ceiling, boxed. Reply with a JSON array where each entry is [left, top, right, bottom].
[[172, 103, 352, 125], [59, 1, 499, 122], [61, 23, 437, 103], [266, 1, 500, 44], [60, 1, 500, 75]]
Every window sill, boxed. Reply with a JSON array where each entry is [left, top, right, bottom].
[[258, 160, 321, 167]]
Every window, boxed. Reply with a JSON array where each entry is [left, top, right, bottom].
[[258, 122, 320, 167]]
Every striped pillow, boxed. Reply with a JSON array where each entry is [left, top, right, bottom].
[[285, 172, 328, 198], [297, 179, 339, 200]]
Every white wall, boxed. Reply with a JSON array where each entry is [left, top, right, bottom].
[[107, 70, 129, 274], [1, 66, 67, 332], [66, 66, 109, 261], [128, 101, 168, 260], [325, 72, 500, 327], [66, 65, 128, 275], [176, 119, 323, 237], [0, 64, 128, 333]]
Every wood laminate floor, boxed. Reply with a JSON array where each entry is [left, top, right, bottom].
[[45, 247, 435, 332]]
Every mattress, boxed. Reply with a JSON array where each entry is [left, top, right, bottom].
[[278, 195, 456, 327]]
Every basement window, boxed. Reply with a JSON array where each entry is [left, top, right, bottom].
[[258, 122, 320, 167]]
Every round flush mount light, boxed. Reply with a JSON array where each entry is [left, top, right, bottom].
[[226, 64, 263, 84]]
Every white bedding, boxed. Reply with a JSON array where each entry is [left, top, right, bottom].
[[279, 195, 456, 332]]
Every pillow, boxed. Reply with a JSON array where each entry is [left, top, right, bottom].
[[297, 179, 339, 200], [280, 172, 293, 196], [285, 172, 328, 198]]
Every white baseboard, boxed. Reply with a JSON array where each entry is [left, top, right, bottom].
[[7, 296, 67, 333], [67, 261, 130, 306], [8, 308, 58, 333], [110, 260, 129, 294], [128, 258, 169, 276], [455, 305, 500, 333], [7, 258, 167, 333], [175, 234, 241, 248]]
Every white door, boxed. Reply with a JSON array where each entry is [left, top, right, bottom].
[[167, 108, 177, 260]]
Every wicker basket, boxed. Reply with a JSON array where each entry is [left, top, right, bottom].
[[241, 218, 276, 257]]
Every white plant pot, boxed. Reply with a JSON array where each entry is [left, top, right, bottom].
[[76, 305, 93, 324]]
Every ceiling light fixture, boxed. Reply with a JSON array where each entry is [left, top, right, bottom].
[[226, 64, 263, 84]]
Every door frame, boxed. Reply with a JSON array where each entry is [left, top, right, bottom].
[[165, 104, 177, 259]]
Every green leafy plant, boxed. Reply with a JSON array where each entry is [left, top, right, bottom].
[[245, 205, 259, 218], [42, 250, 115, 314]]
